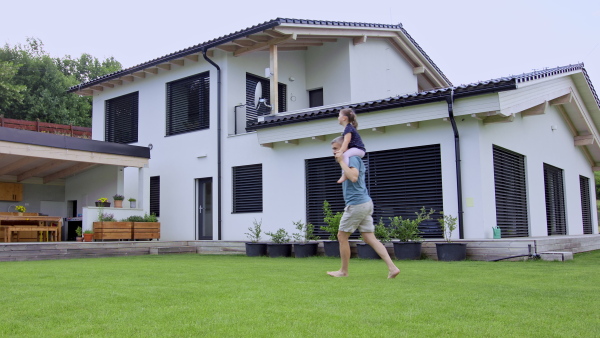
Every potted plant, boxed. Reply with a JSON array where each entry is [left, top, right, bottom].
[[245, 219, 267, 257], [390, 207, 435, 260], [128, 198, 137, 208], [292, 220, 319, 258], [322, 200, 343, 257], [436, 212, 466, 261], [15, 205, 26, 216], [75, 226, 83, 242], [83, 229, 94, 242], [265, 228, 292, 257], [113, 194, 125, 208], [356, 218, 389, 259], [95, 197, 111, 207]]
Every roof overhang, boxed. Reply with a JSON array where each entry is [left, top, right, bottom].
[[68, 18, 451, 96], [0, 127, 150, 184]]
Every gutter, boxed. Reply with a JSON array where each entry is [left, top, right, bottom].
[[445, 89, 464, 239], [202, 49, 223, 240]]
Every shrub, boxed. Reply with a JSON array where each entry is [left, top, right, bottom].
[[322, 200, 343, 241], [265, 228, 291, 244]]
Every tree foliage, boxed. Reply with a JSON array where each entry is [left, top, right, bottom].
[[0, 38, 122, 127]]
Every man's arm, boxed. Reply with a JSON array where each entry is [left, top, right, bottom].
[[335, 152, 359, 182]]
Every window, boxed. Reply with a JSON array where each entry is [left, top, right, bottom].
[[245, 73, 287, 127], [105, 92, 139, 144], [580, 175, 593, 235], [306, 144, 443, 238], [493, 145, 529, 237], [232, 164, 262, 213], [150, 176, 160, 217], [544, 163, 566, 235], [166, 72, 210, 136], [309, 88, 323, 108]]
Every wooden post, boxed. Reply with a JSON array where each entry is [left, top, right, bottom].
[[36, 118, 40, 132], [70, 124, 73, 137], [0, 114, 3, 127], [269, 44, 278, 115]]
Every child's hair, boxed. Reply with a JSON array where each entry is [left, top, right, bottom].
[[339, 108, 358, 128]]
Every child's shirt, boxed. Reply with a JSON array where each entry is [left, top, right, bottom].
[[343, 124, 366, 152]]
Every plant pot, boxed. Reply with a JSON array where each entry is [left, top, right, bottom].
[[95, 202, 111, 207], [76, 236, 83, 242], [245, 242, 267, 257], [323, 240, 340, 257], [17, 212, 23, 217], [83, 233, 93, 242], [356, 243, 380, 259], [293, 242, 318, 258], [130, 201, 137, 208], [114, 200, 123, 208], [393, 241, 422, 260], [267, 243, 292, 258], [436, 243, 467, 261]]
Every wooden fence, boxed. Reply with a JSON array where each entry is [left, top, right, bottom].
[[0, 115, 91, 139]]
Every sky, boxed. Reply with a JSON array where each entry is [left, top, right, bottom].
[[1, 0, 599, 88]]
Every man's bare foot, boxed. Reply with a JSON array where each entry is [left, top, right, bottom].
[[337, 175, 347, 184], [327, 270, 348, 277], [388, 268, 400, 279]]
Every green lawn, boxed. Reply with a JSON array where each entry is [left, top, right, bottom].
[[1, 252, 599, 337]]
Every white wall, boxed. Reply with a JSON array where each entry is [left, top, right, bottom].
[[0, 183, 65, 215], [65, 165, 121, 217], [305, 39, 352, 105]]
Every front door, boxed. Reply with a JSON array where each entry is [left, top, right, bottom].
[[196, 178, 213, 240]]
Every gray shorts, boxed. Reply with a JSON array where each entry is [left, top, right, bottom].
[[339, 200, 374, 233]]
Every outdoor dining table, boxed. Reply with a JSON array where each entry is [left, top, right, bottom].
[[0, 216, 62, 243]]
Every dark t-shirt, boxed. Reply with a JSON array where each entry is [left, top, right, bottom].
[[343, 124, 366, 152]]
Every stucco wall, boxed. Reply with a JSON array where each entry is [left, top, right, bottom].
[[65, 165, 121, 216]]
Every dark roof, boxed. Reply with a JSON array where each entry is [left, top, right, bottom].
[[0, 127, 151, 159], [68, 18, 450, 92], [248, 64, 595, 130]]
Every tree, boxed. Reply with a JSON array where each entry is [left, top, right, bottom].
[[0, 38, 122, 127]]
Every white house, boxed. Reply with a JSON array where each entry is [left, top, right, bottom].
[[63, 18, 599, 241]]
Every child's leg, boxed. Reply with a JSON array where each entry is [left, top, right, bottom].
[[338, 148, 366, 183]]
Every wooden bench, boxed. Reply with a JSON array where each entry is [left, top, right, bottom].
[[2, 226, 58, 242]]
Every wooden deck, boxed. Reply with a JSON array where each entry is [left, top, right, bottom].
[[0, 235, 599, 262]]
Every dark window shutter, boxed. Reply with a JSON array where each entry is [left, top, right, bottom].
[[493, 145, 529, 237], [309, 88, 324, 108], [166, 72, 210, 136], [305, 144, 443, 239], [232, 164, 263, 213], [105, 92, 138, 144], [580, 175, 593, 234], [150, 176, 160, 217], [245, 73, 286, 127], [544, 163, 566, 235]]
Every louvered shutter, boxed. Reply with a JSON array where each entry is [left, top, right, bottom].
[[493, 145, 529, 237], [232, 164, 263, 213], [580, 175, 593, 235], [544, 163, 566, 235], [105, 92, 138, 144], [166, 72, 210, 136], [150, 176, 160, 217], [245, 73, 286, 127]]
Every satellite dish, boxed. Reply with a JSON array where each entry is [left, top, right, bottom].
[[254, 82, 262, 109]]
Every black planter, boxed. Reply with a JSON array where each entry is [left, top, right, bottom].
[[393, 241, 422, 260], [267, 243, 292, 258], [245, 242, 267, 257], [293, 242, 318, 258], [356, 243, 380, 259], [436, 243, 467, 261], [95, 202, 111, 207], [323, 241, 340, 257]]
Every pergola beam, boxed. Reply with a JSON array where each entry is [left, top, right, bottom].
[[234, 35, 293, 57], [43, 163, 96, 184]]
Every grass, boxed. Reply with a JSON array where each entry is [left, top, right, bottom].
[[1, 252, 599, 337]]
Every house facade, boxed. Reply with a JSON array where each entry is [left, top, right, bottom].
[[68, 18, 600, 241]]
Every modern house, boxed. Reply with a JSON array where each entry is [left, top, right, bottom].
[[42, 18, 600, 242]]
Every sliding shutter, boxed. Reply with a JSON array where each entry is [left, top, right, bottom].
[[493, 145, 529, 237], [580, 175, 593, 234], [166, 72, 210, 136], [105, 92, 138, 144], [232, 164, 263, 213], [150, 176, 160, 217], [544, 163, 566, 235], [305, 156, 345, 238], [245, 73, 287, 127]]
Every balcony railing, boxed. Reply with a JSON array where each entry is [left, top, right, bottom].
[[0, 115, 91, 139]]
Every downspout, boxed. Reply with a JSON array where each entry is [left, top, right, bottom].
[[446, 89, 464, 239], [202, 49, 222, 240]]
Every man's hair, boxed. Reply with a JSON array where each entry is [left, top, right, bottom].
[[331, 136, 344, 145]]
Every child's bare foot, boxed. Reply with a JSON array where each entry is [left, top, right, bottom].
[[337, 175, 347, 184], [388, 268, 400, 279], [327, 270, 348, 277]]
